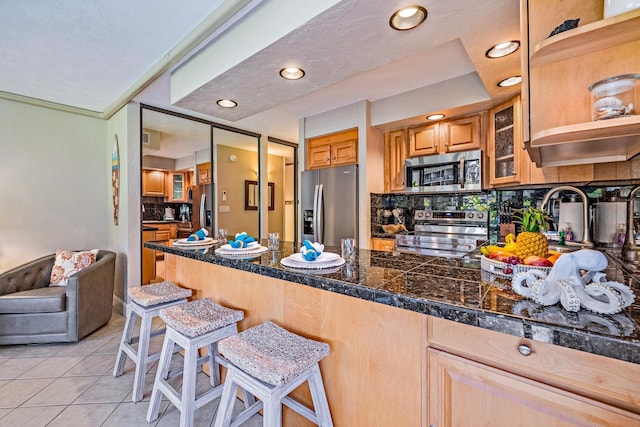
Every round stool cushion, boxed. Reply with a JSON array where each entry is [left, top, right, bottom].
[[128, 281, 192, 307], [218, 321, 330, 386], [160, 298, 244, 337]]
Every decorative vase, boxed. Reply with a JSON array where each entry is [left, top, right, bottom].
[[603, 0, 640, 19]]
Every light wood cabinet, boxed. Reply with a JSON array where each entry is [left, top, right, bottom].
[[307, 128, 358, 169], [488, 95, 525, 186], [383, 129, 407, 192], [523, 1, 640, 166], [408, 115, 481, 157], [408, 123, 440, 156], [428, 349, 639, 427], [141, 229, 156, 285], [371, 237, 395, 252], [154, 222, 177, 241], [142, 170, 165, 197], [167, 172, 186, 202], [427, 316, 640, 417], [197, 162, 212, 184]]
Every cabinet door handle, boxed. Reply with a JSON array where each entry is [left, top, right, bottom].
[[325, 157, 330, 162], [518, 344, 532, 356], [332, 156, 336, 161]]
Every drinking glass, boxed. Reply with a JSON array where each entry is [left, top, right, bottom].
[[268, 232, 280, 250], [218, 228, 228, 242], [341, 238, 356, 262]]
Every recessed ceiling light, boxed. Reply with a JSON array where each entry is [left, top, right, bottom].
[[485, 40, 520, 58], [280, 67, 305, 80], [217, 99, 237, 108], [497, 76, 522, 87], [426, 113, 445, 120], [389, 5, 427, 31]]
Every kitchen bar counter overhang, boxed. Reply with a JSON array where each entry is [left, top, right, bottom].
[[145, 240, 640, 365]]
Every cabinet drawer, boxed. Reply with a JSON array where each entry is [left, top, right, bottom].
[[371, 238, 395, 252], [427, 316, 640, 413]]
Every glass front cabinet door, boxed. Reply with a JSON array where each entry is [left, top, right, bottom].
[[170, 172, 185, 202], [489, 95, 523, 186]]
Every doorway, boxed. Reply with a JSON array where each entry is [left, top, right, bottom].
[[267, 137, 298, 243]]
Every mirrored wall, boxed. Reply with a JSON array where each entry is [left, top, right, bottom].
[[140, 105, 261, 284]]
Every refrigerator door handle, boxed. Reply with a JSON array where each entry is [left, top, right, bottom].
[[317, 184, 324, 244], [200, 194, 206, 230], [312, 184, 319, 241]]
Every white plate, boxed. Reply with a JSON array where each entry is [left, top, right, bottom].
[[173, 237, 216, 246], [280, 255, 345, 270], [219, 241, 260, 251], [288, 252, 341, 264], [215, 248, 268, 259]]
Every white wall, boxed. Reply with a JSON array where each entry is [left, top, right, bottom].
[[107, 102, 140, 312], [0, 98, 109, 272]]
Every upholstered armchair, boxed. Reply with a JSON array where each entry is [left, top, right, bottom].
[[0, 250, 116, 345]]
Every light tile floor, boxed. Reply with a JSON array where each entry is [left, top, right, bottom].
[[0, 312, 262, 427]]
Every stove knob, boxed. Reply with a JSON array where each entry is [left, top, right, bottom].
[[477, 213, 485, 219], [424, 211, 431, 218], [416, 211, 424, 219], [467, 212, 475, 219]]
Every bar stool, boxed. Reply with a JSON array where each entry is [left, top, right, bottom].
[[214, 321, 333, 427], [146, 298, 246, 427], [113, 281, 192, 402]]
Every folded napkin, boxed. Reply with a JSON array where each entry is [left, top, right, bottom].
[[300, 240, 324, 261], [187, 228, 209, 241], [229, 232, 257, 248]]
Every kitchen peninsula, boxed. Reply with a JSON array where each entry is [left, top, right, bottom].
[[146, 240, 640, 426]]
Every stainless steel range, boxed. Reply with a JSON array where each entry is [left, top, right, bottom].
[[396, 210, 489, 257]]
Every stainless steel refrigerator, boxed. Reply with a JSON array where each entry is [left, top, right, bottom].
[[301, 165, 358, 246]]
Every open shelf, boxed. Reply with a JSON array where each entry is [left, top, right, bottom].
[[529, 115, 640, 166], [531, 115, 640, 146], [531, 9, 640, 67]]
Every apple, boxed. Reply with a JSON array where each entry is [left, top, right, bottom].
[[523, 255, 553, 267]]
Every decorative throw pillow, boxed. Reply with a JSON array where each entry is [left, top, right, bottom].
[[50, 249, 99, 286]]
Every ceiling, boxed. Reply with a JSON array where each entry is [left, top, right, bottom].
[[1, 0, 521, 145]]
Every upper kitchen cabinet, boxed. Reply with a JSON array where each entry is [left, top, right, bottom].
[[167, 171, 187, 202], [197, 162, 212, 184], [142, 169, 165, 197], [522, 0, 640, 166], [384, 129, 407, 192], [408, 115, 481, 157], [307, 128, 358, 169], [488, 95, 524, 186]]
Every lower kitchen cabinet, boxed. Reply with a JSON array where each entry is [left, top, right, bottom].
[[427, 349, 638, 427], [141, 229, 156, 285], [426, 316, 640, 425], [371, 237, 395, 252]]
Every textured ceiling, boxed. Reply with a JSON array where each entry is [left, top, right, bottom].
[[1, 0, 521, 143], [0, 0, 228, 112], [172, 0, 521, 130]]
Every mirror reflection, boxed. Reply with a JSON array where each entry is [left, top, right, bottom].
[[267, 139, 297, 243], [215, 128, 260, 239], [140, 108, 212, 285]]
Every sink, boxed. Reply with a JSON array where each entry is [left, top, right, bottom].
[[548, 243, 592, 253]]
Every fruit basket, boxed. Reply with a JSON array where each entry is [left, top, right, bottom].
[[480, 255, 553, 289]]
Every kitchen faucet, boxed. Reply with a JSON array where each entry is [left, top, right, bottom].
[[622, 185, 640, 265], [540, 185, 592, 246]]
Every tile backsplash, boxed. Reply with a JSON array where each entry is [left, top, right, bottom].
[[371, 184, 639, 243]]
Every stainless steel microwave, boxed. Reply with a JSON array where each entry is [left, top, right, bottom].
[[405, 150, 482, 193]]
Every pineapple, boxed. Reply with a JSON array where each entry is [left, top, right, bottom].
[[514, 207, 549, 259]]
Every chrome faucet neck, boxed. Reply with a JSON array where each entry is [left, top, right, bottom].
[[540, 185, 592, 246]]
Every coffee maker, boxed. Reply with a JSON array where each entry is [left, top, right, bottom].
[[594, 193, 626, 247]]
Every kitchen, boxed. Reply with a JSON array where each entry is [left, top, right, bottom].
[[147, 1, 640, 425], [1, 0, 640, 426]]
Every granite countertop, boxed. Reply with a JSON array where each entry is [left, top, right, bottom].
[[145, 240, 640, 364]]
